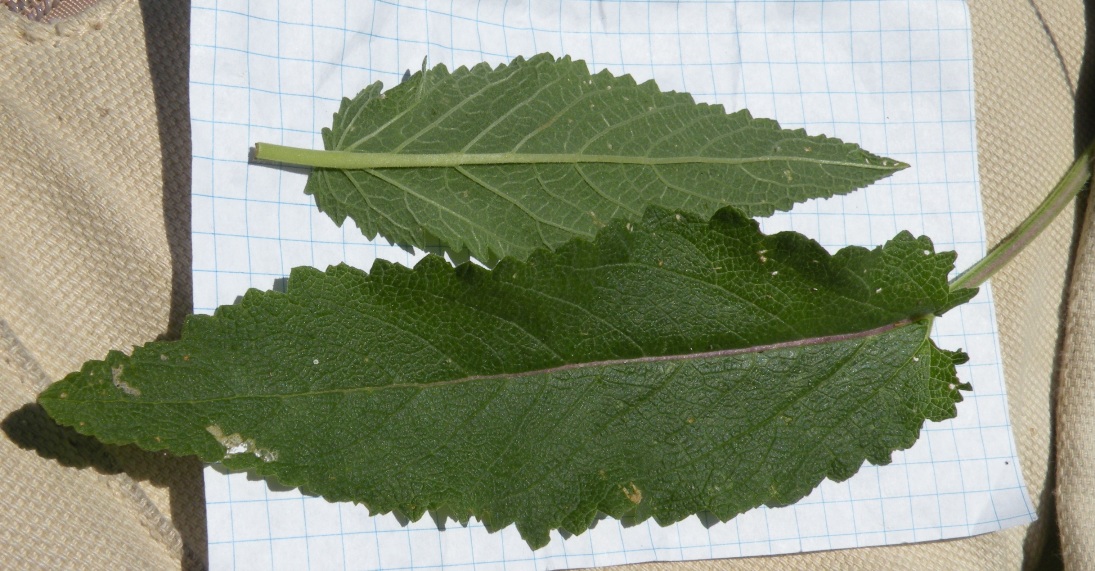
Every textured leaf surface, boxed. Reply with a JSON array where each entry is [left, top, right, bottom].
[[301, 53, 905, 262], [39, 207, 974, 548]]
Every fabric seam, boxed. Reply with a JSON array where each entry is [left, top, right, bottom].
[[0, 0, 123, 45]]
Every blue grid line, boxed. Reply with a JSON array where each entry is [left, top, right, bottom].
[[207, 500, 1029, 539], [200, 461, 1025, 508], [206, 511, 1022, 550], [297, 3, 315, 568], [193, 5, 972, 36], [208, 4, 238, 564], [191, 42, 978, 69], [888, 3, 922, 539], [188, 201, 991, 218], [246, 4, 274, 561]]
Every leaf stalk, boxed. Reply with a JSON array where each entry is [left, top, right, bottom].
[[949, 142, 1094, 291]]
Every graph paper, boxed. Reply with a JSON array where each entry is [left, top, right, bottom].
[[188, 1, 1035, 569]]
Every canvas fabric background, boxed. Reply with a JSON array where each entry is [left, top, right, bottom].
[[0, 1, 1089, 570]]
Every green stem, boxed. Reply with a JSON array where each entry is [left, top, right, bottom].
[[251, 143, 906, 170], [950, 142, 1095, 291]]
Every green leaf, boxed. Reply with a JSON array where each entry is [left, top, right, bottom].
[[259, 53, 907, 262], [39, 207, 974, 549]]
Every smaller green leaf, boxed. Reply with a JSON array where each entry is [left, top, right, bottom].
[[39, 207, 974, 549], [258, 53, 908, 262]]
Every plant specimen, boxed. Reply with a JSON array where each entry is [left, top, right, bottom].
[[38, 54, 1093, 549]]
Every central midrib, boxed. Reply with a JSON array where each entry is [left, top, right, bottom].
[[253, 143, 905, 171], [72, 319, 929, 406]]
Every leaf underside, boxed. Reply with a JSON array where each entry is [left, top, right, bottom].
[[305, 53, 906, 262], [39, 207, 974, 549]]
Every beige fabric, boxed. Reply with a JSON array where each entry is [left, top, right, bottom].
[[0, 0, 1087, 569], [0, 1, 204, 569], [1058, 160, 1095, 561], [967, 1, 1083, 567]]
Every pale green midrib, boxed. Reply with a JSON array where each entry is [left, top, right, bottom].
[[62, 319, 924, 407], [253, 143, 905, 171]]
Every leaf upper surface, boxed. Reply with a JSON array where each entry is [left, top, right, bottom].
[[39, 207, 974, 548], [303, 53, 906, 261]]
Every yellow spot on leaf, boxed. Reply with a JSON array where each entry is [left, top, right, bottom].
[[622, 482, 642, 504]]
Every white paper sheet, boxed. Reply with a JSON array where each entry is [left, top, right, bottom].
[[189, 1, 1035, 569]]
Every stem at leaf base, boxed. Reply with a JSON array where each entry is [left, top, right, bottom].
[[949, 142, 1094, 292]]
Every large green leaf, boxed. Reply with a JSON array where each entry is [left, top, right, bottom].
[[267, 53, 906, 262], [39, 207, 974, 548]]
